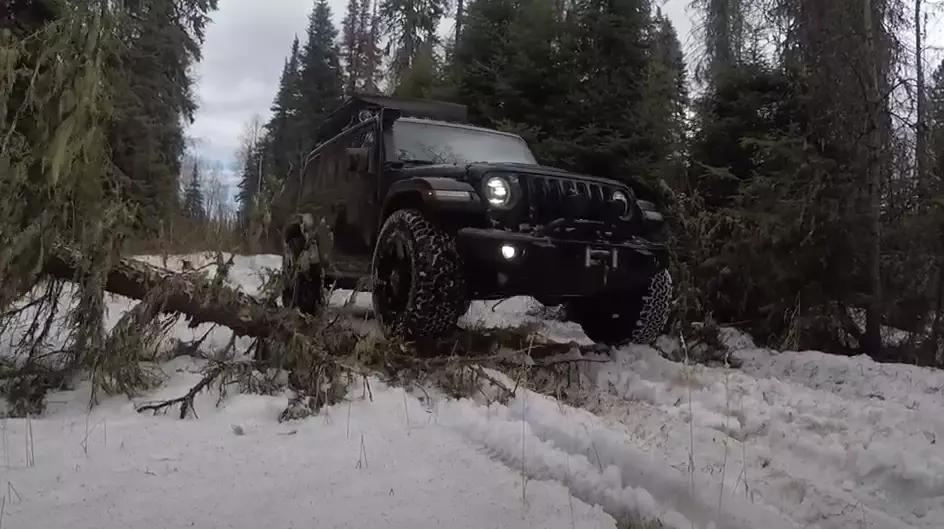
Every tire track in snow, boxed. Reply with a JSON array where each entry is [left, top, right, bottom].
[[437, 396, 696, 529], [585, 346, 934, 529], [437, 387, 799, 529]]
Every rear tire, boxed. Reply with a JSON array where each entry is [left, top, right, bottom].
[[566, 269, 673, 346], [370, 209, 468, 341], [281, 224, 325, 316]]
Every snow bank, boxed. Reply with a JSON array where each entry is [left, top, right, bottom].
[[571, 341, 944, 529]]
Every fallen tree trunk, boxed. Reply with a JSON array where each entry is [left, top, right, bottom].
[[34, 244, 603, 419], [40, 244, 582, 359], [43, 244, 319, 339]]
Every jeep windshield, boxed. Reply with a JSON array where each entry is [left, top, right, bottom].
[[389, 119, 538, 165]]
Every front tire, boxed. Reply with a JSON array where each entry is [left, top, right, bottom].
[[370, 209, 468, 341], [566, 269, 673, 346]]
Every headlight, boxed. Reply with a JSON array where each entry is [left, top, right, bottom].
[[610, 190, 630, 218], [484, 176, 511, 207]]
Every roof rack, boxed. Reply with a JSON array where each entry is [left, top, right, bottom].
[[314, 94, 469, 145]]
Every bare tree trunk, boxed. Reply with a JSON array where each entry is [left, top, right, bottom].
[[863, 0, 884, 356], [916, 0, 926, 186], [455, 0, 464, 42]]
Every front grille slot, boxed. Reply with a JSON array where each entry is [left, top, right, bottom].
[[523, 175, 617, 225]]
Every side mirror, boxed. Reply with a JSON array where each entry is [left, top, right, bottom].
[[346, 147, 370, 173]]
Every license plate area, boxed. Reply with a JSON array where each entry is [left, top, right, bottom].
[[584, 246, 618, 269]]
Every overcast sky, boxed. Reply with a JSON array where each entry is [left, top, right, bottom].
[[185, 1, 944, 198], [185, 0, 697, 194]]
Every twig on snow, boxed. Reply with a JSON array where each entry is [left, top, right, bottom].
[[135, 363, 228, 419]]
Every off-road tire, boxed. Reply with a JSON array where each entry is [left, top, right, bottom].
[[370, 209, 468, 341], [566, 269, 673, 346], [281, 227, 324, 316]]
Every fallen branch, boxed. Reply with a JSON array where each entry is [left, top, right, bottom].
[[135, 362, 229, 419]]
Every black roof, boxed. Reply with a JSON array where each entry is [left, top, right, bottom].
[[314, 94, 469, 145]]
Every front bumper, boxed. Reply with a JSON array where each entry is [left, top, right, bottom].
[[456, 227, 667, 299]]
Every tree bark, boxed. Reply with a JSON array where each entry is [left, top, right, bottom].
[[42, 243, 317, 340], [39, 243, 582, 360], [916, 0, 926, 187], [862, 0, 884, 357]]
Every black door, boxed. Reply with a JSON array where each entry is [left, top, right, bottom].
[[328, 119, 380, 284]]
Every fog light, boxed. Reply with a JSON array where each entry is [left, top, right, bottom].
[[500, 244, 517, 260]]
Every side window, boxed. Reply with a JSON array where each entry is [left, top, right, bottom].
[[299, 153, 321, 203], [382, 126, 396, 162], [352, 125, 376, 171], [355, 128, 374, 149]]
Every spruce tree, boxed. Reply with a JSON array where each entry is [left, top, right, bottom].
[[341, 0, 383, 94], [265, 36, 303, 182], [379, 0, 447, 84], [297, 0, 343, 146], [107, 0, 219, 234], [184, 161, 206, 220], [341, 0, 363, 95], [359, 0, 383, 93], [546, 0, 654, 183], [640, 8, 688, 189], [453, 0, 572, 130]]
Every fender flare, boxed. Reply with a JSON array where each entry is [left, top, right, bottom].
[[380, 177, 486, 221]]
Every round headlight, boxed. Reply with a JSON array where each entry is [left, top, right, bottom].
[[484, 176, 511, 207], [611, 190, 629, 217]]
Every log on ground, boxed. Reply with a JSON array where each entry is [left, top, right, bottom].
[[41, 243, 585, 359], [42, 244, 319, 339]]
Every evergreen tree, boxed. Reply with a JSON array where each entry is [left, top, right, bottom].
[[693, 0, 747, 83], [640, 8, 688, 189], [297, 0, 343, 144], [360, 0, 383, 93], [341, 0, 363, 95], [264, 36, 303, 182], [107, 0, 219, 234], [341, 0, 383, 94], [545, 0, 654, 184], [236, 121, 267, 229], [394, 41, 444, 98], [453, 0, 573, 133], [183, 161, 206, 220], [379, 0, 447, 84]]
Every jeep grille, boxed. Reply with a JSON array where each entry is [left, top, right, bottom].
[[522, 175, 623, 224]]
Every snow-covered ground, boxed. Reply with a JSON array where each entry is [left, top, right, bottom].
[[1, 253, 943, 529]]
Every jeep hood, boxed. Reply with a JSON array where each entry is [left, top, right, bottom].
[[468, 162, 623, 187], [475, 162, 660, 200], [395, 161, 653, 199]]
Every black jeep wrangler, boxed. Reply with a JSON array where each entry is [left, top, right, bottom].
[[276, 94, 672, 346]]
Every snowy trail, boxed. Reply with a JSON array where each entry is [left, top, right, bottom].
[[1, 253, 943, 529], [0, 361, 612, 529]]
